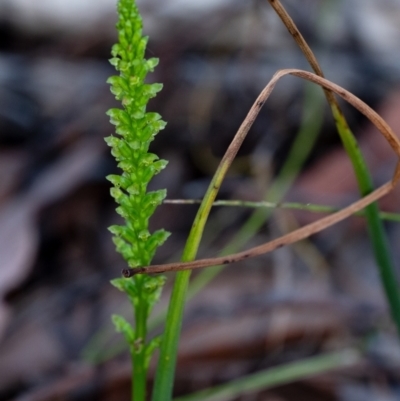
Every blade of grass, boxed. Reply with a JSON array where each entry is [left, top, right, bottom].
[[268, 0, 400, 335], [164, 199, 400, 223], [174, 349, 360, 401], [150, 68, 330, 401], [152, 55, 281, 401], [149, 83, 322, 397]]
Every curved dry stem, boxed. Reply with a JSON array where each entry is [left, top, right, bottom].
[[123, 69, 400, 277]]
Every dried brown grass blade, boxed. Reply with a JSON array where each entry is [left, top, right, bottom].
[[123, 69, 400, 277]]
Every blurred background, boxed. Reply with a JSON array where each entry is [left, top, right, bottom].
[[0, 0, 400, 400]]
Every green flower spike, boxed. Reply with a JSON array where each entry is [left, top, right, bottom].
[[106, 1, 170, 400]]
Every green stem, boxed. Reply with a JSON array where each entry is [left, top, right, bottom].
[[366, 203, 400, 324], [152, 142, 233, 400], [152, 44, 305, 398], [331, 107, 400, 334], [152, 83, 324, 401], [268, 0, 400, 336], [151, 271, 190, 400], [164, 199, 400, 222], [133, 276, 148, 401]]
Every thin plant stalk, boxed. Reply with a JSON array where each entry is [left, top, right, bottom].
[[164, 199, 400, 223], [133, 284, 147, 401]]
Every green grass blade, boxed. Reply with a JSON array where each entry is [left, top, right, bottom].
[[151, 270, 191, 401], [268, 0, 400, 336], [165, 199, 400, 222], [151, 99, 247, 401], [152, 84, 324, 401], [331, 106, 400, 334], [150, 85, 324, 401], [174, 350, 360, 401]]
